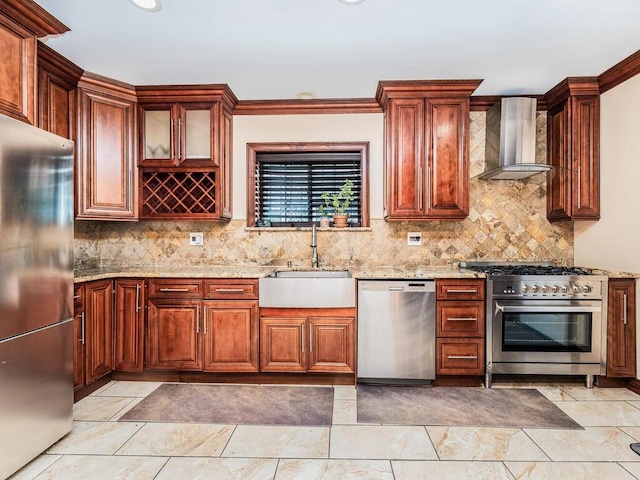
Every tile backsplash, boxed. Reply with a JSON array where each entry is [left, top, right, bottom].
[[74, 111, 574, 270]]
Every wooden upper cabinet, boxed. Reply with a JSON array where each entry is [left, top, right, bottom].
[[76, 72, 138, 221], [0, 0, 68, 125], [545, 77, 600, 222], [376, 80, 481, 220], [37, 41, 83, 139]]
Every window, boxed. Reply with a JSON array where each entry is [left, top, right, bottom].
[[247, 142, 369, 227]]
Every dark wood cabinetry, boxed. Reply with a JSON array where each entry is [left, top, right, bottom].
[[73, 283, 86, 391], [376, 80, 481, 220], [83, 279, 114, 384], [136, 85, 236, 220], [607, 278, 636, 378], [260, 308, 355, 374], [76, 72, 138, 220], [36, 42, 82, 139], [114, 279, 145, 372], [0, 0, 68, 124], [435, 278, 485, 375], [545, 77, 600, 221]]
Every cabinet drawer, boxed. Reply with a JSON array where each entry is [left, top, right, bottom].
[[149, 279, 203, 298], [204, 279, 258, 300], [437, 338, 484, 375], [436, 279, 485, 300], [437, 302, 484, 337]]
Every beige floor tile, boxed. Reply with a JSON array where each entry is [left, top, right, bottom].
[[8, 454, 61, 480], [222, 425, 329, 458], [562, 387, 640, 401], [32, 455, 167, 480], [47, 421, 144, 455], [73, 395, 137, 421], [392, 460, 515, 480], [505, 461, 637, 479], [427, 427, 548, 461], [334, 385, 357, 400], [116, 422, 234, 457], [330, 425, 437, 460], [618, 462, 640, 477], [87, 381, 115, 396], [534, 386, 577, 402], [109, 397, 144, 421], [332, 399, 357, 424], [96, 381, 163, 397], [155, 457, 278, 480], [617, 425, 640, 442], [524, 426, 640, 461], [276, 459, 393, 479], [555, 401, 640, 426]]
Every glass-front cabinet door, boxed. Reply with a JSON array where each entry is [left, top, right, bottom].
[[140, 104, 214, 167]]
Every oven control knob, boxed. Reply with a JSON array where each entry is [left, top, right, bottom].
[[561, 285, 569, 293], [582, 285, 592, 293], [541, 285, 549, 293], [522, 285, 531, 293], [532, 285, 539, 293], [573, 285, 580, 293], [551, 285, 559, 293]]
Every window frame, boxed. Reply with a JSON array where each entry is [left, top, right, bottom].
[[246, 142, 370, 227]]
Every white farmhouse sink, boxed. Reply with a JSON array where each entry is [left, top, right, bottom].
[[259, 270, 355, 308]]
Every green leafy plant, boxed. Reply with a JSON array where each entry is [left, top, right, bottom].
[[319, 179, 355, 216]]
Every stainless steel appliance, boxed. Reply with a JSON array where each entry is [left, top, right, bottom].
[[0, 114, 74, 479], [460, 262, 608, 389], [357, 279, 436, 384]]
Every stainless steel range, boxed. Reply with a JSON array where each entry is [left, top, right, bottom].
[[460, 262, 608, 389]]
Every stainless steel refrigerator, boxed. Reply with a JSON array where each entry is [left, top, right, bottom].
[[0, 114, 74, 479]]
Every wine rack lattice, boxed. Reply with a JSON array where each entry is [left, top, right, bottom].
[[142, 171, 217, 216]]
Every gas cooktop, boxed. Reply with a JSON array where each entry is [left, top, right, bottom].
[[459, 262, 593, 277]]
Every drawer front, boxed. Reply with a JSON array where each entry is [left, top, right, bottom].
[[437, 301, 484, 337], [203, 279, 258, 300], [149, 279, 203, 298], [436, 279, 485, 301], [437, 338, 484, 375]]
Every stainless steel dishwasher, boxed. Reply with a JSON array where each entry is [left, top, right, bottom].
[[357, 279, 436, 384]]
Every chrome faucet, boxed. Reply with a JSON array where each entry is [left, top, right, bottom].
[[311, 223, 319, 268]]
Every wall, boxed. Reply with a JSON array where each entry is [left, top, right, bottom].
[[574, 74, 640, 275], [74, 111, 574, 269]]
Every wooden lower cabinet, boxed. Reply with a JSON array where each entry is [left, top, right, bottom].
[[203, 300, 259, 372], [260, 309, 355, 374], [607, 278, 637, 377], [73, 283, 86, 391], [83, 279, 114, 385], [114, 279, 145, 372], [147, 298, 202, 371], [437, 338, 484, 375]]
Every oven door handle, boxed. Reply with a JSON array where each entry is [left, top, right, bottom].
[[495, 303, 601, 314]]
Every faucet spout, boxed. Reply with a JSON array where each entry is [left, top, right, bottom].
[[311, 223, 319, 268]]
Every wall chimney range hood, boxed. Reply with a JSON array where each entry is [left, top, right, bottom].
[[477, 97, 552, 180]]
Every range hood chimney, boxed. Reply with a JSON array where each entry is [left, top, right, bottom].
[[477, 97, 552, 180]]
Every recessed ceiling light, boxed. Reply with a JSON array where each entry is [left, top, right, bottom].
[[129, 0, 162, 12], [337, 0, 365, 5], [297, 92, 316, 100]]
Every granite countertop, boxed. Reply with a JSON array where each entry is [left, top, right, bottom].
[[74, 265, 484, 283]]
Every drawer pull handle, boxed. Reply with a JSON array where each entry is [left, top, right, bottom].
[[73, 295, 80, 299], [215, 288, 245, 293], [447, 317, 477, 322], [446, 289, 478, 293], [447, 355, 478, 360], [623, 293, 628, 325], [159, 288, 190, 292]]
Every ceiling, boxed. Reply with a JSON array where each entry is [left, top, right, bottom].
[[34, 0, 640, 101]]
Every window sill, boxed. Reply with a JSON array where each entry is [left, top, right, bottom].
[[245, 226, 372, 232]]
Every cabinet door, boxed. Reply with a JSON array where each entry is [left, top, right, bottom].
[[308, 317, 355, 373], [76, 83, 137, 220], [569, 95, 600, 219], [546, 101, 572, 221], [260, 317, 307, 372], [607, 279, 637, 377], [84, 279, 114, 384], [385, 98, 425, 218], [114, 279, 145, 372], [425, 98, 469, 219], [73, 283, 85, 391], [203, 300, 258, 372], [436, 338, 484, 375], [140, 106, 174, 165], [147, 299, 202, 370]]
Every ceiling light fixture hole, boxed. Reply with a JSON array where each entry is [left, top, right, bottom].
[[337, 0, 365, 5], [129, 0, 162, 12]]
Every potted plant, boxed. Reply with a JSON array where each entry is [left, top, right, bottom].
[[319, 179, 355, 228]]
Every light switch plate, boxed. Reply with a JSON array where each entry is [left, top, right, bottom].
[[407, 232, 422, 246], [189, 232, 204, 246]]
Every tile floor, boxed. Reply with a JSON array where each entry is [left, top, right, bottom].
[[9, 380, 640, 479]]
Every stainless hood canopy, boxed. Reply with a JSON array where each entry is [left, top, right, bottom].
[[477, 97, 552, 180]]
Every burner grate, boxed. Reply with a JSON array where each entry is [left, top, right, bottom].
[[462, 264, 593, 276]]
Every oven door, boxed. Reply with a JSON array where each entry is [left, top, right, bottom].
[[491, 300, 602, 364]]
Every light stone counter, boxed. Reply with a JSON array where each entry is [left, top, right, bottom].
[[74, 265, 484, 283]]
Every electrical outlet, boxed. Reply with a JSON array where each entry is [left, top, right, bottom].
[[407, 232, 422, 246], [189, 232, 204, 246]]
